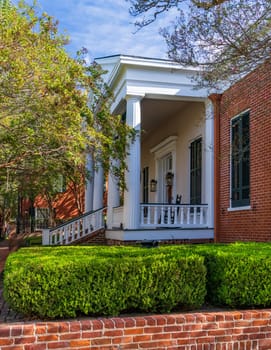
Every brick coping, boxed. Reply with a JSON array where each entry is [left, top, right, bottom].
[[1, 309, 271, 349]]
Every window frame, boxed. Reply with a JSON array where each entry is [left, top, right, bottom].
[[230, 110, 250, 209], [190, 137, 202, 205]]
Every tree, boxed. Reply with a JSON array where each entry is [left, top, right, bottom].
[[0, 0, 133, 232], [128, 0, 271, 88]]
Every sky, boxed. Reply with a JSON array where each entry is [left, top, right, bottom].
[[13, 0, 179, 62]]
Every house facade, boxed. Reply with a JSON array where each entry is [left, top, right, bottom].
[[42, 56, 271, 245]]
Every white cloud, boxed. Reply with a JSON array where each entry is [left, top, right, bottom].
[[13, 0, 179, 60]]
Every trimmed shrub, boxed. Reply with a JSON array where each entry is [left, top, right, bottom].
[[3, 246, 206, 318], [194, 243, 271, 308]]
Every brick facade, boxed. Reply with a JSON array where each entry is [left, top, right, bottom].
[[1, 310, 271, 349], [215, 60, 271, 242]]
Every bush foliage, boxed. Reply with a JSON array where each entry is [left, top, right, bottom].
[[195, 243, 271, 308], [4, 242, 271, 319], [3, 246, 206, 318]]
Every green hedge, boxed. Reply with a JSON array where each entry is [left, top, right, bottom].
[[146, 243, 271, 309], [3, 246, 206, 318], [5, 243, 271, 319], [194, 243, 271, 308]]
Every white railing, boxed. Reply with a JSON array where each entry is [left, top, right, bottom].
[[42, 208, 105, 245], [140, 203, 208, 228]]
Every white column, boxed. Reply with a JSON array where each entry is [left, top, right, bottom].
[[93, 162, 104, 210], [85, 152, 94, 212], [123, 95, 142, 229], [204, 99, 215, 228], [107, 161, 120, 229]]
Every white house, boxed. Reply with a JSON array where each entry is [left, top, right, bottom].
[[43, 55, 215, 245]]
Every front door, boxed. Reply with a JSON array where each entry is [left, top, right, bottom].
[[158, 153, 173, 203]]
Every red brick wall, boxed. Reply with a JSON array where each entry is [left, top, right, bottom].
[[1, 310, 271, 349], [217, 60, 271, 242], [34, 183, 85, 222]]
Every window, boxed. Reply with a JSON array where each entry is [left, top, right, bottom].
[[142, 167, 149, 203], [190, 138, 202, 205], [231, 111, 250, 208], [142, 167, 149, 217], [35, 208, 50, 229]]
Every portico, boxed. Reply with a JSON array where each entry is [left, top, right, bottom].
[[92, 55, 215, 242]]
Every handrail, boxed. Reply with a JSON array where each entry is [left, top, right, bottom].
[[48, 207, 106, 231], [140, 202, 208, 206], [43, 207, 106, 245]]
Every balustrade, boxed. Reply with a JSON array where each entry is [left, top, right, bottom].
[[140, 203, 208, 228], [42, 208, 105, 245]]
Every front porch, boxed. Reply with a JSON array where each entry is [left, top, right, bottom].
[[108, 203, 213, 243]]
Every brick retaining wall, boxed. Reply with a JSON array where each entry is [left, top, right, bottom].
[[1, 310, 271, 349]]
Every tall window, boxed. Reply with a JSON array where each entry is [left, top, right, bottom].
[[231, 111, 250, 207], [190, 138, 202, 204], [142, 167, 149, 203]]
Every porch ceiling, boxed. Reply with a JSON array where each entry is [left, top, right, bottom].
[[141, 98, 188, 137]]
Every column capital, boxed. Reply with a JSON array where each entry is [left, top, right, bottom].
[[125, 94, 142, 129], [125, 94, 144, 103]]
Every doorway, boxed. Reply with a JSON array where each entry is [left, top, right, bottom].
[[158, 153, 173, 203]]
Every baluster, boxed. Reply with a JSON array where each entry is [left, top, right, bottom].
[[141, 205, 145, 225], [63, 227, 67, 244], [67, 225, 71, 242], [97, 211, 100, 229], [78, 218, 83, 238], [67, 227, 70, 242], [97, 212, 100, 228], [180, 207, 184, 225], [193, 207, 197, 224], [76, 220, 79, 237], [96, 212, 99, 229], [71, 223, 75, 241], [161, 206, 164, 225], [200, 207, 204, 224], [92, 213, 96, 230], [187, 207, 190, 225], [59, 229, 63, 245], [147, 206, 151, 225], [82, 217, 86, 237], [167, 206, 170, 224], [154, 206, 158, 225], [87, 215, 91, 232], [77, 220, 80, 237], [90, 215, 94, 231], [174, 206, 178, 225]]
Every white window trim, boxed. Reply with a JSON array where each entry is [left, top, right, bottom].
[[227, 206, 251, 212]]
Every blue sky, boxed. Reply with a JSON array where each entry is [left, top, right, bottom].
[[13, 0, 179, 61]]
